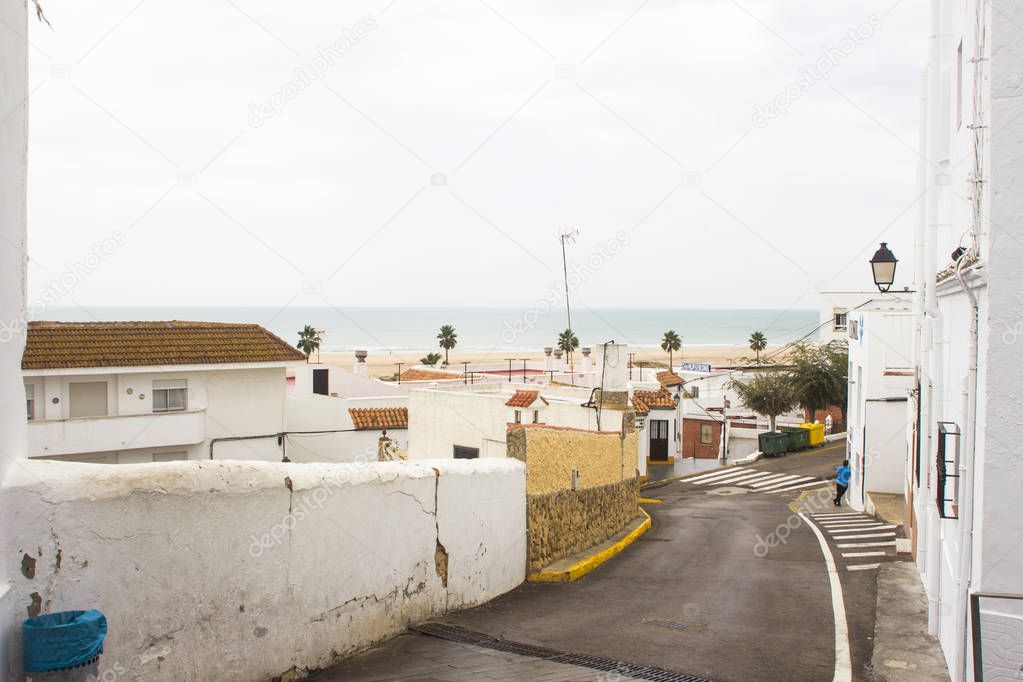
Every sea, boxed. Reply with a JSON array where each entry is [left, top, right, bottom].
[[39, 306, 819, 355]]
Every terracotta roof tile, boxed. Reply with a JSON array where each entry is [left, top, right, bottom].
[[656, 371, 684, 387], [633, 388, 678, 410], [505, 390, 548, 408], [349, 407, 408, 430], [23, 321, 306, 370], [631, 394, 650, 415]]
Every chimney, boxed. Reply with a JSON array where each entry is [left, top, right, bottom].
[[353, 350, 369, 377], [581, 346, 592, 373], [543, 347, 553, 372]]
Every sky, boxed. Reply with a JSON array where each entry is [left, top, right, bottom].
[[23, 0, 927, 311]]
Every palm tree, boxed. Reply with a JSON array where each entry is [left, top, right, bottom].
[[437, 324, 457, 366], [729, 371, 797, 432], [749, 331, 767, 364], [661, 330, 682, 370], [420, 352, 442, 366], [296, 325, 323, 363], [557, 328, 579, 368]]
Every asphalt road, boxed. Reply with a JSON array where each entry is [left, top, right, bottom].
[[314, 441, 894, 681]]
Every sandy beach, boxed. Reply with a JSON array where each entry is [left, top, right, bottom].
[[318, 345, 784, 378]]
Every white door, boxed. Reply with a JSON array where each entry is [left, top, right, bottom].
[[69, 382, 108, 418]]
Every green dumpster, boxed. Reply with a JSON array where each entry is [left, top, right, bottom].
[[781, 426, 810, 451], [758, 431, 789, 457]]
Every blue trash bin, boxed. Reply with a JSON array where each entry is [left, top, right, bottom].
[[23, 610, 107, 673]]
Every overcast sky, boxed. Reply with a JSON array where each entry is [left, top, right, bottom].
[[23, 0, 926, 311]]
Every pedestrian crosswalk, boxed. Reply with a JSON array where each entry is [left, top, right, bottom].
[[682, 466, 828, 494], [808, 511, 901, 572]]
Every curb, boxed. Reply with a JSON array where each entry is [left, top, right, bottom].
[[527, 508, 651, 583]]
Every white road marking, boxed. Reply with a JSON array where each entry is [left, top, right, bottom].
[[701, 471, 777, 486], [768, 480, 828, 493], [842, 551, 887, 558], [846, 563, 881, 572], [837, 541, 896, 548], [689, 469, 759, 485], [819, 520, 883, 526], [685, 468, 750, 483], [748, 473, 798, 488], [812, 512, 864, 517], [799, 513, 853, 682], [757, 476, 815, 491], [831, 532, 896, 540], [826, 525, 897, 533]]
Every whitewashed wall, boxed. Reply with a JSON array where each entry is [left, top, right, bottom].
[[284, 393, 408, 462], [4, 458, 526, 680], [0, 0, 28, 673]]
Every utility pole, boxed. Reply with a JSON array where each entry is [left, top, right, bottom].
[[560, 228, 578, 372], [395, 362, 403, 384]]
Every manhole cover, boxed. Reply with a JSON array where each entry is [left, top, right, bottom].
[[646, 619, 690, 632], [708, 486, 749, 496]]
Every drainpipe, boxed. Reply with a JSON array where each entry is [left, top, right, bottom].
[[953, 254, 980, 682], [923, 0, 952, 635]]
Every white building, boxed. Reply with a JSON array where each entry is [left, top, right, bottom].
[[844, 307, 914, 510], [904, 0, 1023, 677], [818, 290, 914, 343], [22, 321, 307, 463]]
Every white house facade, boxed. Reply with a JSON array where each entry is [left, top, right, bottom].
[[22, 321, 307, 463], [906, 0, 1023, 678], [845, 307, 914, 510]]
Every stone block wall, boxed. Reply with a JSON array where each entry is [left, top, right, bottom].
[[507, 423, 641, 571], [527, 477, 640, 571]]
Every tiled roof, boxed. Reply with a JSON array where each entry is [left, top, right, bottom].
[[631, 394, 650, 415], [633, 388, 678, 410], [23, 321, 306, 370], [656, 371, 684, 387], [398, 368, 472, 382], [505, 390, 549, 408], [349, 407, 408, 430]]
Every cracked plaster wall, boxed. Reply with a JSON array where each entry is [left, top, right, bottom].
[[3, 458, 525, 680]]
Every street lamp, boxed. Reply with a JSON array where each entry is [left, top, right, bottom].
[[869, 242, 898, 292]]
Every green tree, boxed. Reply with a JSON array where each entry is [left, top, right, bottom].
[[661, 329, 682, 369], [420, 352, 442, 366], [557, 328, 579, 369], [729, 371, 797, 432], [789, 341, 847, 423], [748, 330, 767, 364], [296, 325, 323, 363], [437, 324, 457, 365]]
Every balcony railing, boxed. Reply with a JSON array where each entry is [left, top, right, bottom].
[[28, 409, 206, 457]]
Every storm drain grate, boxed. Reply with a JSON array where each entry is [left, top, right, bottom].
[[645, 619, 690, 631], [411, 622, 713, 682]]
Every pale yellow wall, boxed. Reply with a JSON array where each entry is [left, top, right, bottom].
[[514, 426, 639, 495]]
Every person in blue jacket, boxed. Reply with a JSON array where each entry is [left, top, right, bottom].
[[835, 459, 851, 506]]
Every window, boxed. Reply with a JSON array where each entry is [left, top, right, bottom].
[[153, 379, 187, 413], [700, 423, 713, 445], [937, 422, 961, 519], [514, 410, 521, 424], [833, 309, 848, 331], [453, 445, 479, 459], [69, 381, 108, 418], [25, 383, 35, 420], [687, 386, 699, 399], [532, 410, 540, 424]]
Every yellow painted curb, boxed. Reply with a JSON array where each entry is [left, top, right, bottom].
[[647, 456, 675, 465], [527, 508, 652, 583], [639, 498, 662, 504]]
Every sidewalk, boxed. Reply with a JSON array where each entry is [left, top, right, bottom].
[[869, 562, 950, 681]]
